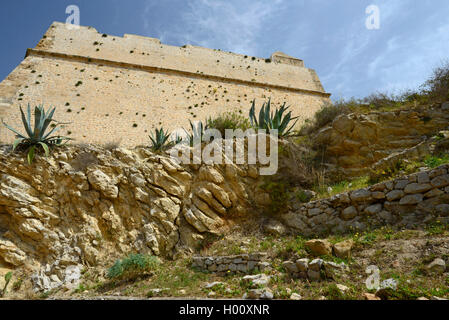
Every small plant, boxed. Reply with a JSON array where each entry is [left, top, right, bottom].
[[423, 153, 449, 168], [206, 111, 251, 137], [184, 120, 208, 146], [0, 272, 12, 297], [249, 99, 298, 138], [149, 127, 172, 151], [2, 104, 71, 164], [107, 254, 159, 280]]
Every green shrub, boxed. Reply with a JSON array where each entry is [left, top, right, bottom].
[[2, 104, 71, 164], [249, 99, 298, 138], [107, 254, 159, 280], [206, 111, 251, 137], [300, 101, 351, 135], [423, 153, 449, 168], [184, 120, 208, 146], [0, 272, 12, 297], [422, 60, 449, 102]]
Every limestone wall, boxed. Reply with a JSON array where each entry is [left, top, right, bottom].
[[0, 22, 330, 146], [280, 164, 449, 236]]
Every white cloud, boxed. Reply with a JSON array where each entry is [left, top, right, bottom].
[[143, 0, 283, 56]]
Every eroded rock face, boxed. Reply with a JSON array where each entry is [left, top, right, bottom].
[[0, 144, 260, 281], [312, 103, 449, 177]]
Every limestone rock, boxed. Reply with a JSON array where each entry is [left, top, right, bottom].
[[305, 239, 332, 256], [290, 293, 302, 300], [87, 170, 118, 199], [363, 293, 381, 300], [341, 206, 357, 220], [242, 274, 271, 288], [426, 258, 446, 274], [295, 258, 309, 272], [333, 239, 354, 258], [263, 219, 287, 236]]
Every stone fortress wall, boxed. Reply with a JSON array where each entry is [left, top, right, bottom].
[[0, 22, 330, 146]]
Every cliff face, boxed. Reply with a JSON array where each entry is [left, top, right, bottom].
[[0, 144, 262, 286]]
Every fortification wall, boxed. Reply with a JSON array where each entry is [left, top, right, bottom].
[[0, 22, 330, 146]]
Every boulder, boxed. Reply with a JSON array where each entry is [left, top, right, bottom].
[[305, 239, 333, 256], [333, 239, 354, 258], [426, 258, 446, 274]]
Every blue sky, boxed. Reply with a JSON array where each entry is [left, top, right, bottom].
[[1, 0, 448, 100]]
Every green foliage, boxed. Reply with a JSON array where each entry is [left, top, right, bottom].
[[0, 271, 12, 297], [107, 254, 159, 280], [206, 111, 251, 137], [249, 99, 298, 137], [300, 102, 351, 135], [423, 153, 449, 168], [149, 127, 172, 151], [422, 60, 449, 102], [184, 120, 208, 146], [2, 104, 71, 164]]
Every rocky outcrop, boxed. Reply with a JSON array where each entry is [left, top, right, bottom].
[[0, 144, 261, 281], [313, 102, 449, 176], [280, 164, 449, 236]]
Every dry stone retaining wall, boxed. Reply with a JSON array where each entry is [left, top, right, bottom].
[[191, 253, 269, 275], [280, 164, 449, 236]]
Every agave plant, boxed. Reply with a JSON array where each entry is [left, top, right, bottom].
[[184, 120, 208, 146], [149, 127, 172, 151], [249, 99, 299, 137], [2, 104, 71, 164]]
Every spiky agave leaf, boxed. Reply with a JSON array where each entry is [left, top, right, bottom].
[[149, 127, 171, 151], [3, 104, 71, 164], [248, 99, 299, 137]]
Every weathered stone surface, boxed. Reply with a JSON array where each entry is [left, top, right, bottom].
[[263, 219, 287, 236], [424, 188, 444, 198], [399, 194, 423, 205], [242, 274, 271, 288], [87, 170, 118, 199], [394, 179, 410, 190], [305, 240, 332, 256], [363, 293, 381, 300], [426, 258, 446, 274], [282, 261, 299, 273], [386, 190, 404, 201], [404, 183, 432, 194], [290, 293, 302, 300], [295, 258, 309, 272], [435, 204, 449, 216], [333, 240, 354, 258], [350, 189, 372, 202], [309, 258, 324, 271], [0, 144, 259, 280], [431, 174, 449, 188], [364, 204, 382, 215], [341, 206, 358, 220]]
